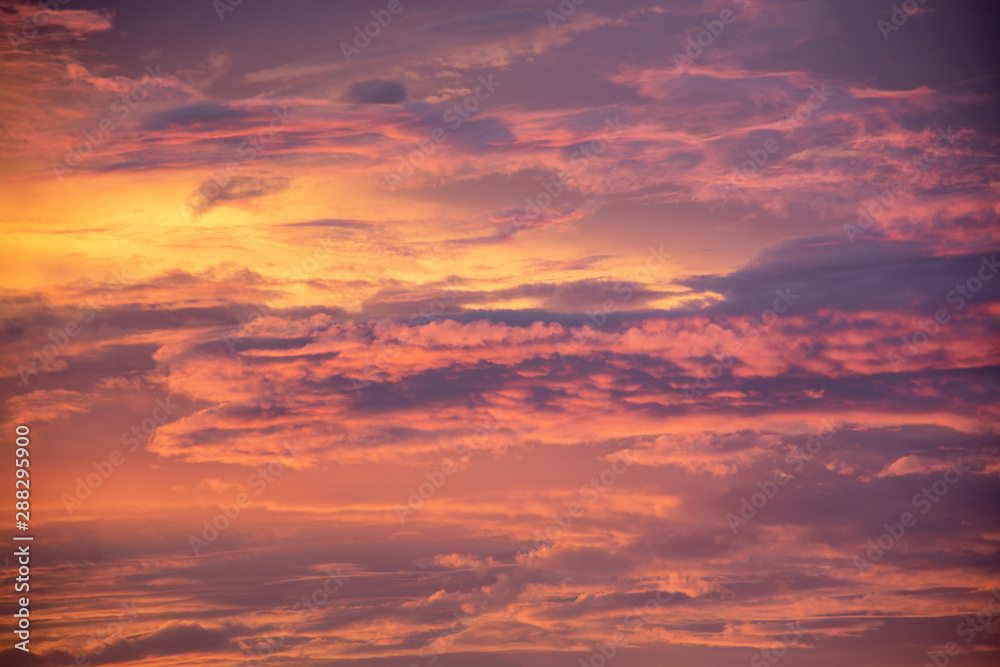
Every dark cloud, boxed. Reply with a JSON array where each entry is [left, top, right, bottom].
[[186, 174, 291, 216], [119, 621, 234, 657], [344, 79, 408, 105], [141, 102, 253, 130], [684, 237, 1000, 316]]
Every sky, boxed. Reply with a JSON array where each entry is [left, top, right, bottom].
[[0, 0, 999, 665]]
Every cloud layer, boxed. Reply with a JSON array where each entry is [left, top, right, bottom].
[[1, 0, 998, 665]]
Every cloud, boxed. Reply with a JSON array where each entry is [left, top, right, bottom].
[[141, 102, 253, 131], [1, 6, 114, 50], [344, 79, 408, 105], [2, 0, 999, 664], [874, 455, 957, 478], [115, 620, 234, 657], [185, 175, 291, 217]]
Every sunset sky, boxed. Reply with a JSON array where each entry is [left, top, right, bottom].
[[1, 0, 999, 665]]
